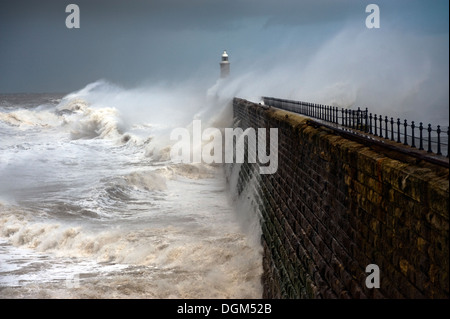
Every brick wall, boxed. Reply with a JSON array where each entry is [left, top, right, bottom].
[[230, 98, 449, 299]]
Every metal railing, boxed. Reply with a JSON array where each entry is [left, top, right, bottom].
[[262, 97, 449, 158]]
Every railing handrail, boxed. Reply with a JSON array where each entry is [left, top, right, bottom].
[[262, 96, 449, 159]]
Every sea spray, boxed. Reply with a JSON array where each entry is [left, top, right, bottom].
[[0, 84, 264, 298]]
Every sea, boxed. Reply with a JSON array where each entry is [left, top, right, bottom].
[[0, 81, 263, 298]]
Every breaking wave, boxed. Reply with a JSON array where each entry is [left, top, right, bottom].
[[0, 81, 263, 298], [57, 99, 124, 140]]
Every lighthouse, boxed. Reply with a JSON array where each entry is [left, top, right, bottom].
[[220, 50, 230, 78]]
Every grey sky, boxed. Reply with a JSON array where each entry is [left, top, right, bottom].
[[0, 0, 448, 93]]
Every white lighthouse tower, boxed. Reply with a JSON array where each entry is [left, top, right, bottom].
[[220, 50, 230, 78]]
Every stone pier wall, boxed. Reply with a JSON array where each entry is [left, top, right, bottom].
[[231, 97, 449, 299]]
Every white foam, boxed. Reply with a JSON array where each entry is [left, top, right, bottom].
[[0, 169, 263, 298], [0, 108, 62, 128], [124, 171, 167, 191], [0, 81, 264, 298]]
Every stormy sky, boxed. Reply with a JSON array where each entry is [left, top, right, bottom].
[[0, 0, 449, 116]]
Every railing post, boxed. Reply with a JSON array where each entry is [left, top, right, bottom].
[[411, 121, 416, 148], [390, 117, 394, 141], [365, 108, 369, 133], [419, 122, 424, 150], [437, 125, 442, 155], [384, 116, 388, 139], [328, 106, 331, 122], [427, 124, 432, 153], [333, 106, 338, 124], [403, 120, 408, 145], [369, 113, 373, 134], [379, 115, 383, 138], [356, 107, 360, 130], [361, 108, 364, 131], [336, 107, 338, 124], [374, 114, 378, 136], [334, 106, 339, 124], [341, 108, 344, 126]]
